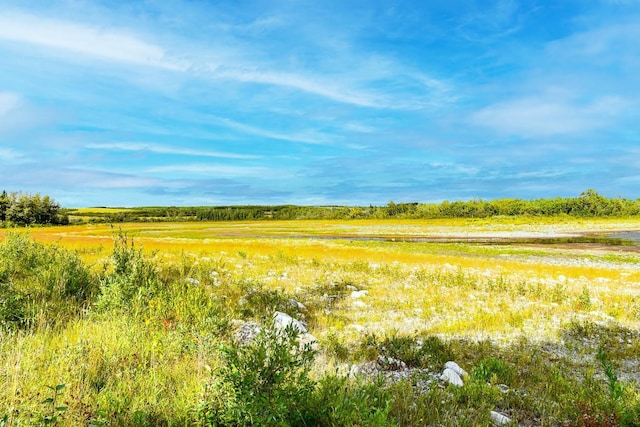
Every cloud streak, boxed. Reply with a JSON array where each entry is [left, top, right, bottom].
[[0, 11, 185, 70], [471, 95, 629, 137], [146, 164, 291, 179], [85, 142, 260, 160]]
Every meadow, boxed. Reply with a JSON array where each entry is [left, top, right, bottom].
[[2, 217, 640, 425]]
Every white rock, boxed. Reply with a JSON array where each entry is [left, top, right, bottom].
[[273, 311, 308, 333], [289, 299, 306, 310], [298, 332, 319, 350], [490, 410, 511, 426], [441, 368, 463, 387], [444, 361, 468, 377], [351, 300, 367, 308], [350, 290, 368, 299]]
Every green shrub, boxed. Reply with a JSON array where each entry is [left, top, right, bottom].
[[0, 233, 97, 329], [96, 233, 162, 313], [471, 357, 515, 385], [198, 320, 317, 426], [237, 281, 298, 320], [0, 281, 27, 328], [312, 375, 393, 426]]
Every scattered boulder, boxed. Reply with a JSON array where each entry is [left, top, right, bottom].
[[444, 361, 468, 378], [440, 367, 464, 387], [350, 290, 368, 299], [289, 298, 306, 311], [490, 410, 512, 426], [272, 311, 318, 349], [273, 311, 308, 333]]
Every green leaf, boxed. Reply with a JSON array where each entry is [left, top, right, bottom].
[[55, 406, 68, 412], [55, 383, 66, 391], [42, 397, 55, 404]]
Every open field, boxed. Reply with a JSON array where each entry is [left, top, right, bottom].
[[3, 217, 640, 425], [13, 217, 640, 337]]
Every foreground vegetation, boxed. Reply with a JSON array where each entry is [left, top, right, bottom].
[[2, 218, 640, 425]]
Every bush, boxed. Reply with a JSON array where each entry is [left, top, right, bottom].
[[313, 375, 393, 426], [471, 357, 515, 385], [198, 319, 317, 426], [96, 232, 162, 313], [0, 233, 97, 329]]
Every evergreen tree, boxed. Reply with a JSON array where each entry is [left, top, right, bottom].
[[0, 190, 9, 222]]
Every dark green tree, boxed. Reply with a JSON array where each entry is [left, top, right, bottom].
[[0, 190, 9, 222]]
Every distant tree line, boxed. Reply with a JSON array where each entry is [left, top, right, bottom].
[[61, 189, 640, 224], [0, 190, 68, 226]]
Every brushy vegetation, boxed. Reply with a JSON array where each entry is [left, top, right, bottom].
[[63, 189, 640, 223], [2, 224, 640, 425]]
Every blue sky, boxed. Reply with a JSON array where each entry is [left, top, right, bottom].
[[1, 0, 639, 207]]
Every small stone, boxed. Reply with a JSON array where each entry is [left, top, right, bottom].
[[289, 299, 306, 310], [490, 410, 511, 426], [273, 311, 308, 333], [444, 361, 468, 377], [350, 290, 368, 299], [441, 368, 463, 386]]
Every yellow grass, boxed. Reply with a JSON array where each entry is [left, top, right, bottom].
[[4, 217, 640, 342]]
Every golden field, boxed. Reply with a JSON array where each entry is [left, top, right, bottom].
[[3, 217, 640, 425], [9, 217, 640, 340]]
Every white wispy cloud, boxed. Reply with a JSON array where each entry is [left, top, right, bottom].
[[470, 95, 628, 137], [453, 0, 523, 43], [546, 21, 640, 62], [0, 147, 24, 162], [0, 9, 452, 111], [0, 11, 185, 70], [214, 68, 381, 108], [85, 142, 260, 159], [211, 116, 331, 145], [147, 164, 290, 178]]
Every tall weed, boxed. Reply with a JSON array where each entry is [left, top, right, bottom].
[[96, 232, 162, 314]]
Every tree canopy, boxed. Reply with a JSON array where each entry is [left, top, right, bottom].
[[0, 191, 67, 226]]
